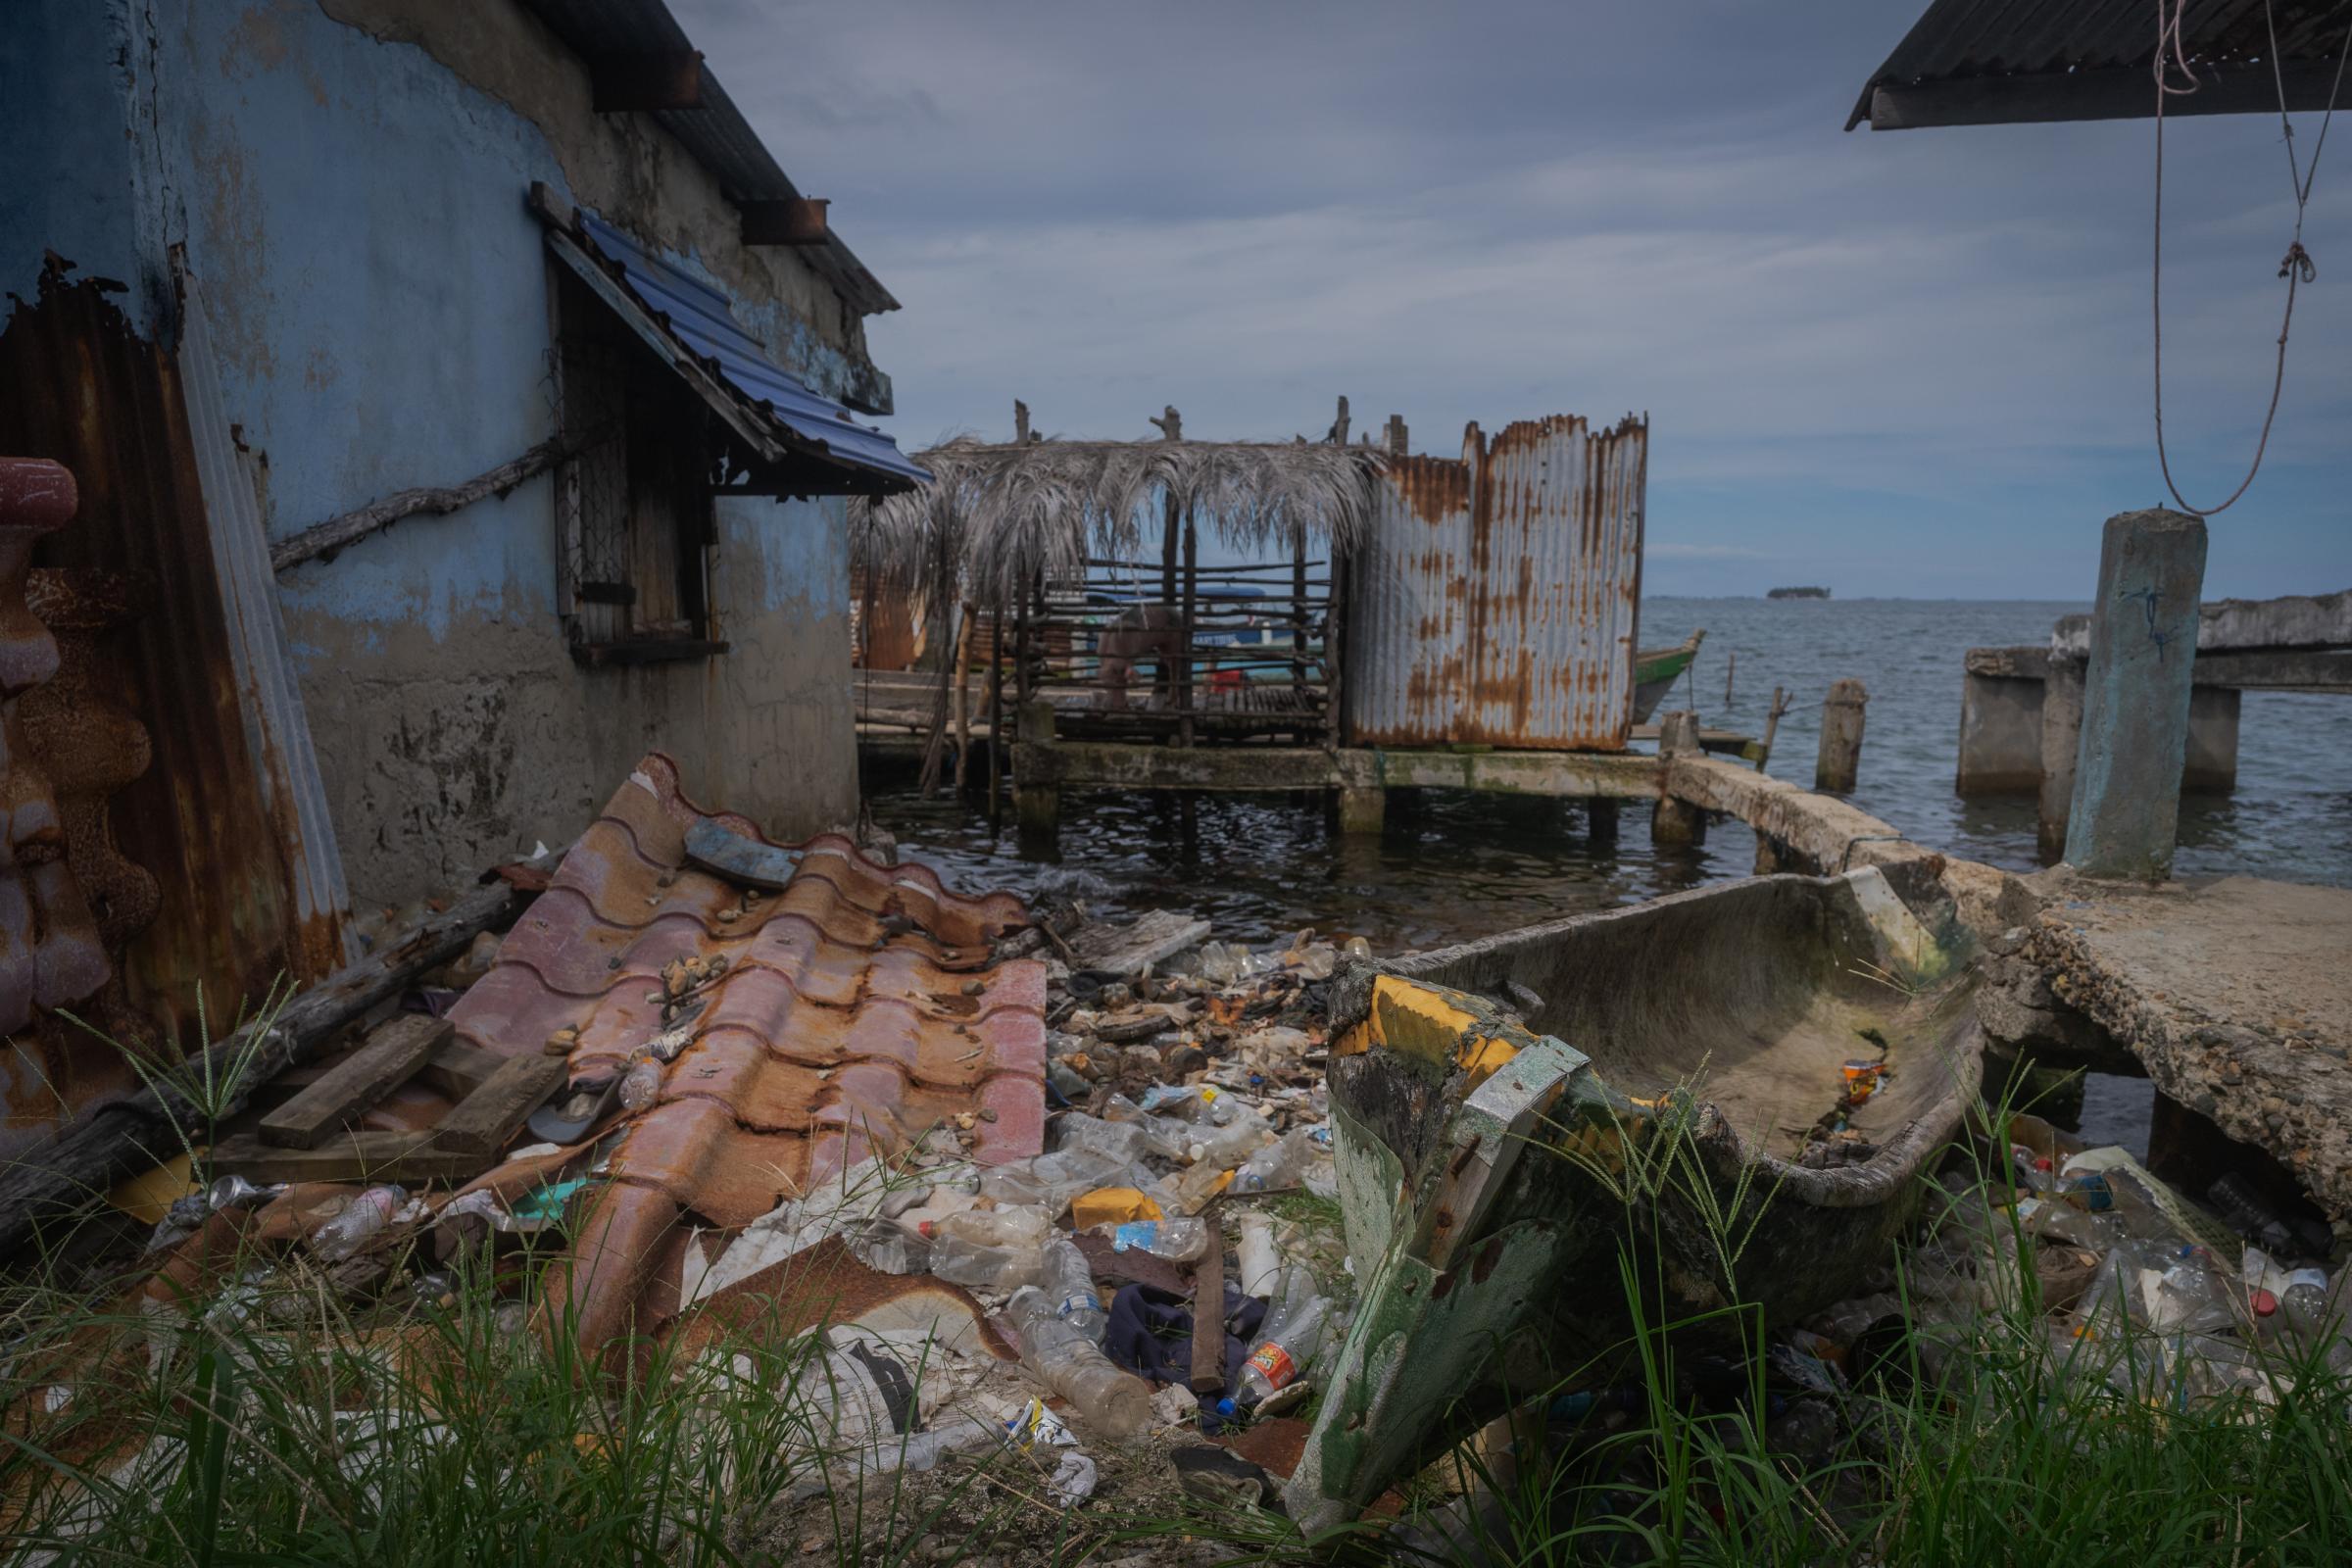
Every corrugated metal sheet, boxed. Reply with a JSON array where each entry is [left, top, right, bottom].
[[1849, 0, 2352, 129], [571, 213, 929, 488], [175, 262, 353, 970], [0, 263, 349, 1158], [515, 0, 899, 317], [1347, 416, 1646, 752], [445, 752, 1044, 1349]]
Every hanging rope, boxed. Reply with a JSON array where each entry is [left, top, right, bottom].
[[2150, 0, 2352, 515]]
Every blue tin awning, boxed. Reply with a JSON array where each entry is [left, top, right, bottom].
[[532, 188, 927, 495]]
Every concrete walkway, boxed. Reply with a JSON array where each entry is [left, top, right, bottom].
[[2020, 874, 2352, 1216]]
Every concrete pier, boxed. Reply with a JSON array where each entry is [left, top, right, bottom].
[[2064, 509, 2208, 880]]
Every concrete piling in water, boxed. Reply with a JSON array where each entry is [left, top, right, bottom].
[[1014, 697, 1060, 842], [1336, 786, 1386, 836], [1650, 710, 1707, 846], [2063, 509, 2208, 880], [2036, 654, 2085, 861], [1814, 679, 1867, 793]]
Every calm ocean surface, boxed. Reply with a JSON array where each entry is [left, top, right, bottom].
[[865, 597, 2352, 952]]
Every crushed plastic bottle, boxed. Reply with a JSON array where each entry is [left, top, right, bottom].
[[1229, 1128, 1317, 1196], [1142, 1083, 1236, 1126], [1094, 1217, 1211, 1264], [1100, 1095, 1191, 1159], [1054, 1112, 1152, 1165], [924, 1205, 1051, 1291], [2150, 1246, 2238, 1335], [2208, 1173, 2295, 1253], [1041, 1237, 1108, 1341], [978, 1149, 1137, 1214], [1186, 1109, 1274, 1171], [843, 1217, 929, 1276], [2016, 1195, 2122, 1250], [310, 1185, 410, 1261], [1005, 1286, 1152, 1438]]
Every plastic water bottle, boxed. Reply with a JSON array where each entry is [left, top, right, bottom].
[[1233, 1294, 1335, 1409], [1005, 1286, 1151, 1438], [310, 1185, 408, 1260], [1100, 1095, 1190, 1159], [1093, 1217, 1211, 1264], [1041, 1236, 1108, 1341], [1143, 1083, 1237, 1126], [2208, 1173, 2295, 1252], [618, 1056, 663, 1112], [978, 1149, 1138, 1214], [1229, 1128, 1316, 1196], [924, 1206, 1051, 1291], [2151, 1246, 2237, 1335]]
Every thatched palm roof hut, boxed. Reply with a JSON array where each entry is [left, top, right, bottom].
[[855, 428, 1386, 606]]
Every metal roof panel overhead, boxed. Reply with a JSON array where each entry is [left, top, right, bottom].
[[1850, 0, 2352, 129], [534, 192, 928, 493]]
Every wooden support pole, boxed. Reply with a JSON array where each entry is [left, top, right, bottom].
[[1724, 651, 1737, 710], [2064, 509, 2208, 879], [1754, 685, 1788, 772], [952, 602, 976, 792], [1814, 678, 1868, 793], [1178, 513, 1199, 749], [987, 610, 1006, 830], [1015, 697, 1060, 841]]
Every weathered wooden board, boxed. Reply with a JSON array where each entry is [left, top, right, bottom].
[[211, 1130, 482, 1186], [259, 1014, 453, 1149], [434, 1053, 566, 1158]]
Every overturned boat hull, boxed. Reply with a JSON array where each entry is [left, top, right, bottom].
[[1284, 868, 1982, 1530]]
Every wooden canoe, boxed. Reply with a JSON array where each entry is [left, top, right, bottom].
[[1282, 867, 1983, 1529]]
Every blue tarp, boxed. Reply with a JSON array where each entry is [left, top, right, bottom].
[[578, 213, 928, 488]]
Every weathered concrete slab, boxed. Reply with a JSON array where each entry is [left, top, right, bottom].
[[2019, 874, 2352, 1216], [2052, 586, 2352, 657]]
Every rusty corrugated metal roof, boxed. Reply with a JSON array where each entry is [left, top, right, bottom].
[[1849, 0, 2352, 130], [445, 753, 1045, 1349], [1345, 416, 1646, 753]]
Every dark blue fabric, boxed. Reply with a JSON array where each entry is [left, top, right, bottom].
[[1103, 1282, 1269, 1396]]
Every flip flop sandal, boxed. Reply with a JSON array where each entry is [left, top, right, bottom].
[[527, 1072, 620, 1146]]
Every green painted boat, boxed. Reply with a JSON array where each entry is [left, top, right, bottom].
[[1632, 628, 1705, 721], [1282, 867, 1983, 1530]]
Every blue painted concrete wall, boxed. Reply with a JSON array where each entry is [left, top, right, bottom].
[[5, 0, 869, 903]]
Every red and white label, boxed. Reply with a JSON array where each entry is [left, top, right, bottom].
[[1248, 1342, 1298, 1390]]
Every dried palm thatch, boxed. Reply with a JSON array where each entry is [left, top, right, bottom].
[[855, 437, 1384, 607]]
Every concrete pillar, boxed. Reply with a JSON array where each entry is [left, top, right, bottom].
[[2181, 686, 2240, 794], [2036, 653, 2084, 863], [1814, 678, 1867, 793], [1754, 835, 1789, 876], [1650, 710, 1706, 846], [2064, 509, 2209, 880], [1336, 786, 1386, 836], [1954, 649, 2048, 797]]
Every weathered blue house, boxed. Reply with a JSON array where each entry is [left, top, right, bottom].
[[0, 0, 922, 1156]]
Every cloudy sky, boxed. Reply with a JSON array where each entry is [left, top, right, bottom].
[[681, 0, 2348, 598]]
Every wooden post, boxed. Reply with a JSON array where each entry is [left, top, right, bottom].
[[1291, 521, 1308, 715], [1384, 415, 1408, 457], [1016, 696, 1059, 841], [1328, 394, 1350, 447], [1754, 686, 1788, 772], [1178, 513, 1199, 748], [1650, 710, 1707, 845], [2064, 509, 2208, 879], [986, 609, 1005, 830], [1814, 678, 1868, 793], [1724, 651, 1736, 710], [952, 602, 975, 792], [1325, 541, 1348, 753], [1188, 1238, 1227, 1397], [1014, 399, 1032, 443]]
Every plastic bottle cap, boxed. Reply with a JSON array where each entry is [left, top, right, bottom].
[[917, 1221, 936, 1238], [2251, 1290, 2278, 1317], [1215, 1398, 1237, 1418]]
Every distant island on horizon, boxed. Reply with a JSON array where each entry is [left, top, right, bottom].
[[1766, 585, 1831, 600]]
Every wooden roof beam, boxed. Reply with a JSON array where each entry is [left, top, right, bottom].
[[742, 198, 831, 247]]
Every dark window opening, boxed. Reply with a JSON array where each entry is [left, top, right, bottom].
[[551, 266, 727, 666]]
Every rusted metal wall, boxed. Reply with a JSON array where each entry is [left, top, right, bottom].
[[1346, 415, 1646, 751], [0, 264, 347, 1161]]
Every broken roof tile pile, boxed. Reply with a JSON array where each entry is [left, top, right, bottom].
[[446, 753, 1045, 1348]]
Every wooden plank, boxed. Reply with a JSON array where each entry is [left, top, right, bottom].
[[434, 1053, 567, 1159], [419, 1038, 506, 1101], [1189, 1240, 1228, 1397], [0, 880, 518, 1248], [259, 1013, 453, 1149], [210, 1130, 483, 1186]]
